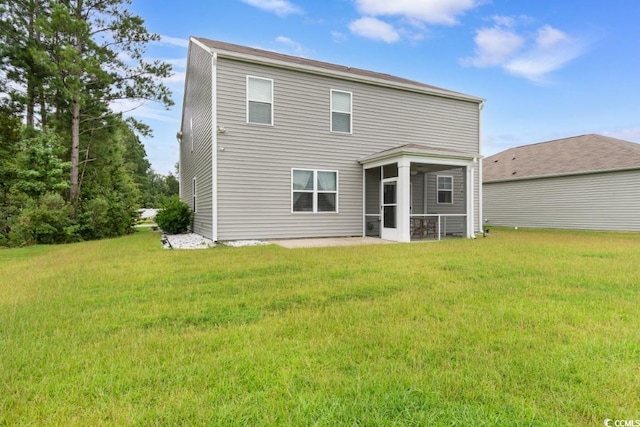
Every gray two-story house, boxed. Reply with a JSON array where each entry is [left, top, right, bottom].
[[179, 37, 484, 243]]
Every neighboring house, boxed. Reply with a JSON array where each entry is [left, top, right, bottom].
[[179, 37, 484, 242], [483, 134, 640, 231]]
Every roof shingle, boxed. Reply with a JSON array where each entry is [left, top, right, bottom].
[[483, 134, 640, 182], [192, 37, 482, 102]]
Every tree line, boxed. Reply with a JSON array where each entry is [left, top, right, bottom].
[[0, 0, 178, 246]]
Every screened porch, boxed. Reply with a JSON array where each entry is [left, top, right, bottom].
[[359, 144, 478, 243]]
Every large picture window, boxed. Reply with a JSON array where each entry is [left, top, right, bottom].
[[292, 169, 338, 213], [247, 76, 273, 125], [437, 176, 453, 204], [331, 90, 352, 133]]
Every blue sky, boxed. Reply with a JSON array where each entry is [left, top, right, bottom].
[[127, 0, 640, 175]]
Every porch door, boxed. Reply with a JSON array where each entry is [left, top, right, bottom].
[[381, 178, 398, 241]]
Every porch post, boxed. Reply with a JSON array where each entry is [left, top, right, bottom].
[[361, 167, 366, 237], [466, 163, 475, 238], [398, 157, 411, 242]]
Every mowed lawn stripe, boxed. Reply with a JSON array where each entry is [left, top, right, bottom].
[[1, 228, 639, 426]]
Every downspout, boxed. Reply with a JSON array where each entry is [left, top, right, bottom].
[[362, 168, 366, 237], [478, 100, 485, 236], [211, 52, 218, 241]]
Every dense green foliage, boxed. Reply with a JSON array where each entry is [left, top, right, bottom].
[[0, 0, 176, 246], [155, 195, 193, 234], [1, 228, 639, 425], [142, 168, 180, 208]]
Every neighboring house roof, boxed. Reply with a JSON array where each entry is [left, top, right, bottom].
[[483, 134, 640, 183], [191, 37, 483, 104]]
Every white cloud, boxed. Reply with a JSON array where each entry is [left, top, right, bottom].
[[332, 31, 347, 43], [355, 0, 478, 25], [348, 0, 479, 43], [164, 58, 187, 69], [157, 35, 189, 49], [349, 17, 400, 43], [535, 25, 570, 49], [163, 71, 186, 85], [490, 15, 516, 28], [275, 36, 305, 56], [504, 27, 585, 83], [111, 99, 180, 126], [461, 26, 524, 67], [240, 0, 302, 16], [461, 17, 587, 83]]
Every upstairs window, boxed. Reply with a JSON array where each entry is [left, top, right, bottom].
[[292, 169, 338, 213], [247, 76, 273, 125], [437, 176, 453, 204], [331, 90, 352, 133]]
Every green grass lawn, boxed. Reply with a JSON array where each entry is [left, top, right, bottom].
[[1, 228, 639, 426]]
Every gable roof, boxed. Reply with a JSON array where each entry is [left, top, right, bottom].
[[483, 134, 640, 183], [191, 37, 483, 104], [359, 143, 479, 164]]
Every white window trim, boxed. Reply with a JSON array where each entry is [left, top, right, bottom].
[[291, 168, 339, 214], [246, 75, 274, 126], [330, 89, 352, 134], [192, 177, 197, 213], [437, 175, 453, 205]]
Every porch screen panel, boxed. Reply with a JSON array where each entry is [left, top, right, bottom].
[[383, 207, 396, 228], [383, 182, 397, 229], [383, 163, 398, 179]]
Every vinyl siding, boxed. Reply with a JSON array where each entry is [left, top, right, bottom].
[[410, 174, 425, 215], [214, 56, 481, 240], [426, 169, 466, 215], [364, 168, 381, 237], [180, 43, 214, 239], [426, 169, 467, 235], [483, 170, 640, 231]]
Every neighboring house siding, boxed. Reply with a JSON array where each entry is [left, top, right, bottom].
[[215, 57, 481, 240], [483, 170, 640, 231], [180, 43, 214, 239]]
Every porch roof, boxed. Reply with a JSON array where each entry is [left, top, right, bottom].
[[358, 144, 481, 165]]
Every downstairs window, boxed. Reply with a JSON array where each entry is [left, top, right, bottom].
[[292, 169, 338, 213]]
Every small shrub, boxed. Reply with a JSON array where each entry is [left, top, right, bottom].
[[155, 196, 193, 234]]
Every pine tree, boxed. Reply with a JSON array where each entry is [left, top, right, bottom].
[[39, 0, 173, 208], [0, 0, 174, 244]]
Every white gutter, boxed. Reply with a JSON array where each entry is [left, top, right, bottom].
[[484, 165, 640, 184], [478, 100, 485, 235]]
